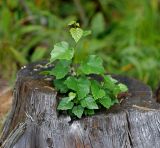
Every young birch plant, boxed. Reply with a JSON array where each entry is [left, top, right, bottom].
[[48, 21, 128, 118]]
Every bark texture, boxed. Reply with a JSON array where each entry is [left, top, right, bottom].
[[1, 62, 160, 148]]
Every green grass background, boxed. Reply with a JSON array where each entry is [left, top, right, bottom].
[[0, 0, 160, 89]]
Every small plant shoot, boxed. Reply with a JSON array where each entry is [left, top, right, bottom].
[[48, 21, 128, 118]]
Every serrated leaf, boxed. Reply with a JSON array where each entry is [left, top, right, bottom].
[[70, 28, 83, 43], [103, 75, 128, 96], [99, 96, 112, 109], [68, 92, 76, 100], [112, 86, 121, 97], [50, 41, 74, 62], [64, 76, 90, 99], [81, 96, 98, 109], [91, 80, 105, 100], [79, 55, 105, 75], [64, 76, 77, 90], [50, 60, 71, 79], [57, 97, 74, 110], [103, 75, 118, 84], [118, 83, 128, 92], [112, 83, 128, 97], [103, 75, 117, 90], [72, 105, 84, 118], [53, 78, 68, 93]]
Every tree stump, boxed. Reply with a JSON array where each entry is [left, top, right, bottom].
[[1, 62, 160, 148]]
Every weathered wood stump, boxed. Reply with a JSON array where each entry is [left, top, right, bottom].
[[1, 62, 160, 148]]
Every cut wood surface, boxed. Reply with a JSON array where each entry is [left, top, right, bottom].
[[1, 62, 160, 148]]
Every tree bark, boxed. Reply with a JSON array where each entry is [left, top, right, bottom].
[[1, 62, 160, 148]]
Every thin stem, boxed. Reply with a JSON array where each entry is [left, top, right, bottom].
[[72, 43, 78, 76], [73, 0, 88, 27]]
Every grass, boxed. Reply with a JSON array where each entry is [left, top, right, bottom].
[[0, 0, 159, 89]]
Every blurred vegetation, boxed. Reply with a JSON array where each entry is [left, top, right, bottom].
[[0, 0, 160, 89]]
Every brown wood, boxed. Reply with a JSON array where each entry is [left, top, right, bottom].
[[1, 62, 160, 148]]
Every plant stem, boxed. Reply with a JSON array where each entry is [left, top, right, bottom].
[[72, 43, 78, 76]]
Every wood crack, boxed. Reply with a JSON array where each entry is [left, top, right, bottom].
[[88, 134, 93, 148], [125, 111, 133, 148]]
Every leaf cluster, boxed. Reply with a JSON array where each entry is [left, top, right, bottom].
[[47, 21, 128, 118]]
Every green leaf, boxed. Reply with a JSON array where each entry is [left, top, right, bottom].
[[91, 80, 105, 100], [103, 75, 118, 84], [103, 75, 117, 90], [84, 109, 95, 116], [91, 12, 105, 36], [81, 96, 98, 109], [103, 75, 128, 96], [10, 47, 28, 65], [70, 28, 83, 43], [68, 20, 77, 26], [72, 105, 84, 118], [112, 98, 119, 104], [64, 76, 90, 99], [68, 92, 76, 100], [83, 30, 92, 37], [1, 7, 11, 35], [39, 70, 50, 75], [53, 79, 68, 93], [64, 76, 77, 88], [112, 83, 128, 97], [118, 83, 128, 92], [31, 47, 46, 62], [68, 21, 80, 27], [79, 55, 105, 75], [57, 97, 74, 110], [99, 96, 112, 109], [7, 0, 18, 8], [112, 86, 121, 97], [50, 41, 74, 62], [50, 60, 71, 79]]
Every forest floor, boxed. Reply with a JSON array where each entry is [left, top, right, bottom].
[[0, 79, 12, 130]]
